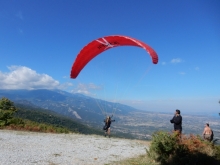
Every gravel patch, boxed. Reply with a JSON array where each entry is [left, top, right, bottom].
[[0, 130, 149, 165]]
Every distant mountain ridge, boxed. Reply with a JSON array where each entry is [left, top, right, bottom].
[[0, 89, 138, 123]]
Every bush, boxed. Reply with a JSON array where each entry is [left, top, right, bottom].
[[9, 118, 25, 126], [214, 145, 220, 160], [147, 131, 180, 164], [0, 97, 17, 126], [147, 131, 220, 165]]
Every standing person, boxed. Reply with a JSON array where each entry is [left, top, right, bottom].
[[103, 116, 115, 138], [203, 123, 213, 142], [170, 109, 182, 135]]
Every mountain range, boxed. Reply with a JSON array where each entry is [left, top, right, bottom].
[[0, 89, 138, 125]]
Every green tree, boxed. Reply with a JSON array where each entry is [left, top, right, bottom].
[[0, 97, 17, 126]]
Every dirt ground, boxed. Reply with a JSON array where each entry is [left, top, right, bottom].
[[0, 130, 149, 165]]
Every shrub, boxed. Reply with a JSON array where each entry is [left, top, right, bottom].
[[147, 131, 180, 164], [214, 145, 220, 161], [148, 131, 220, 165], [9, 118, 25, 126], [0, 97, 17, 126]]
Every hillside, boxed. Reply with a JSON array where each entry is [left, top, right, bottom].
[[12, 103, 136, 139], [14, 103, 104, 135]]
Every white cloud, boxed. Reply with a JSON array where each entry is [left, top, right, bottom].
[[59, 82, 73, 90], [71, 83, 103, 96], [0, 66, 60, 90], [171, 58, 183, 64]]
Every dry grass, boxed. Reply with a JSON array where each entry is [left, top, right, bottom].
[[110, 154, 158, 165], [180, 134, 215, 156], [109, 140, 156, 165]]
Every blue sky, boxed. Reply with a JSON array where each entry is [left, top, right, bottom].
[[0, 0, 220, 114]]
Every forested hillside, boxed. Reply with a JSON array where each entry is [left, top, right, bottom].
[[14, 103, 104, 135]]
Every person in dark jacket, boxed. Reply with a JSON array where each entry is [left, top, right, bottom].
[[170, 109, 182, 134], [103, 116, 115, 138]]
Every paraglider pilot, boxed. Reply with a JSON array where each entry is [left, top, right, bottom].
[[103, 116, 115, 138]]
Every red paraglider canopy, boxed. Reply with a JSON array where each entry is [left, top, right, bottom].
[[70, 35, 158, 78]]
